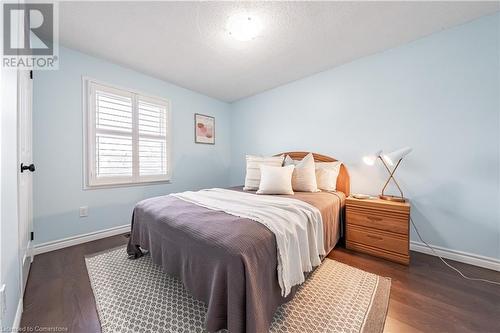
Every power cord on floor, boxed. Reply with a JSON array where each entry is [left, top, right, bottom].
[[410, 216, 500, 286]]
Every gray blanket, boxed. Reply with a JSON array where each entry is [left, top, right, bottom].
[[127, 195, 291, 333], [127, 189, 343, 333]]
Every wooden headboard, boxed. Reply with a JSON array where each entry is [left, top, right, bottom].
[[275, 152, 350, 196]]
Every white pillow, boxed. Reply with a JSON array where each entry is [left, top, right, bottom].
[[257, 165, 295, 195], [315, 161, 342, 191], [243, 155, 284, 191], [284, 153, 319, 192]]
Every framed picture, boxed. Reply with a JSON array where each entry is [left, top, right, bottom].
[[194, 113, 215, 144]]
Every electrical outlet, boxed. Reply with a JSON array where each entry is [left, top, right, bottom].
[[79, 206, 88, 217]]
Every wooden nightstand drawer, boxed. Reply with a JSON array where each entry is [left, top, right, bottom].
[[346, 207, 408, 235], [346, 240, 410, 265], [347, 225, 408, 254], [345, 197, 410, 265]]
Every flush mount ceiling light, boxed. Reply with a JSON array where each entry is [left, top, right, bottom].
[[226, 13, 262, 41]]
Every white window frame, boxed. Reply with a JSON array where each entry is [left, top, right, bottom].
[[82, 77, 172, 189]]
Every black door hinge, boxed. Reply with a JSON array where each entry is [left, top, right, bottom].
[[29, 70, 33, 79], [30, 232, 34, 241]]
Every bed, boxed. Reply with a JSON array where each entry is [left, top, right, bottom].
[[127, 152, 350, 333]]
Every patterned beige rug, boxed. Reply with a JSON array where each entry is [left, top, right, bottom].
[[86, 246, 390, 333]]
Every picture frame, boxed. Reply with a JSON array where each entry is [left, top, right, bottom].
[[194, 113, 215, 144]]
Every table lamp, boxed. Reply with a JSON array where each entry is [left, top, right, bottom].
[[363, 147, 412, 202]]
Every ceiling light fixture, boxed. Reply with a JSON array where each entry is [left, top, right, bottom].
[[226, 13, 262, 41]]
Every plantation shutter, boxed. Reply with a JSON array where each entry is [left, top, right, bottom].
[[138, 97, 169, 178], [86, 80, 170, 187], [94, 86, 134, 180]]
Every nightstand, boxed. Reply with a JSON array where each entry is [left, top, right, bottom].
[[345, 197, 410, 265]]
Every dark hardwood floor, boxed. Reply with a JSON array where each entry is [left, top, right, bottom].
[[328, 248, 500, 333], [21, 235, 500, 333]]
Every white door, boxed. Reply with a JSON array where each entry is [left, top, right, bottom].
[[18, 69, 34, 293]]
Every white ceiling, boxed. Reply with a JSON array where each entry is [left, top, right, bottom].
[[59, 1, 499, 102]]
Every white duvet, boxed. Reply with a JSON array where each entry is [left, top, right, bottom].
[[171, 188, 325, 297]]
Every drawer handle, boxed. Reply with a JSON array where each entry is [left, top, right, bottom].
[[366, 234, 383, 241], [367, 216, 383, 222]]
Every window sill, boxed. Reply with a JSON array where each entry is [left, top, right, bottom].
[[83, 179, 171, 190]]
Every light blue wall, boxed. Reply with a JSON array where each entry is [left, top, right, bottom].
[[33, 47, 231, 244], [230, 14, 500, 259]]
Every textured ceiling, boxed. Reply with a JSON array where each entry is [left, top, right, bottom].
[[59, 1, 499, 102]]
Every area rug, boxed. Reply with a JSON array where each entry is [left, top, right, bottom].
[[85, 246, 390, 333]]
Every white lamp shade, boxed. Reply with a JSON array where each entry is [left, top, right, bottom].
[[382, 147, 412, 166], [362, 150, 382, 166]]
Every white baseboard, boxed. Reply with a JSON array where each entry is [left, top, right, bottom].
[[33, 224, 130, 256], [12, 298, 23, 330], [410, 241, 500, 272]]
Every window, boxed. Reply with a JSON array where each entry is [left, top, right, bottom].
[[83, 78, 171, 188]]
